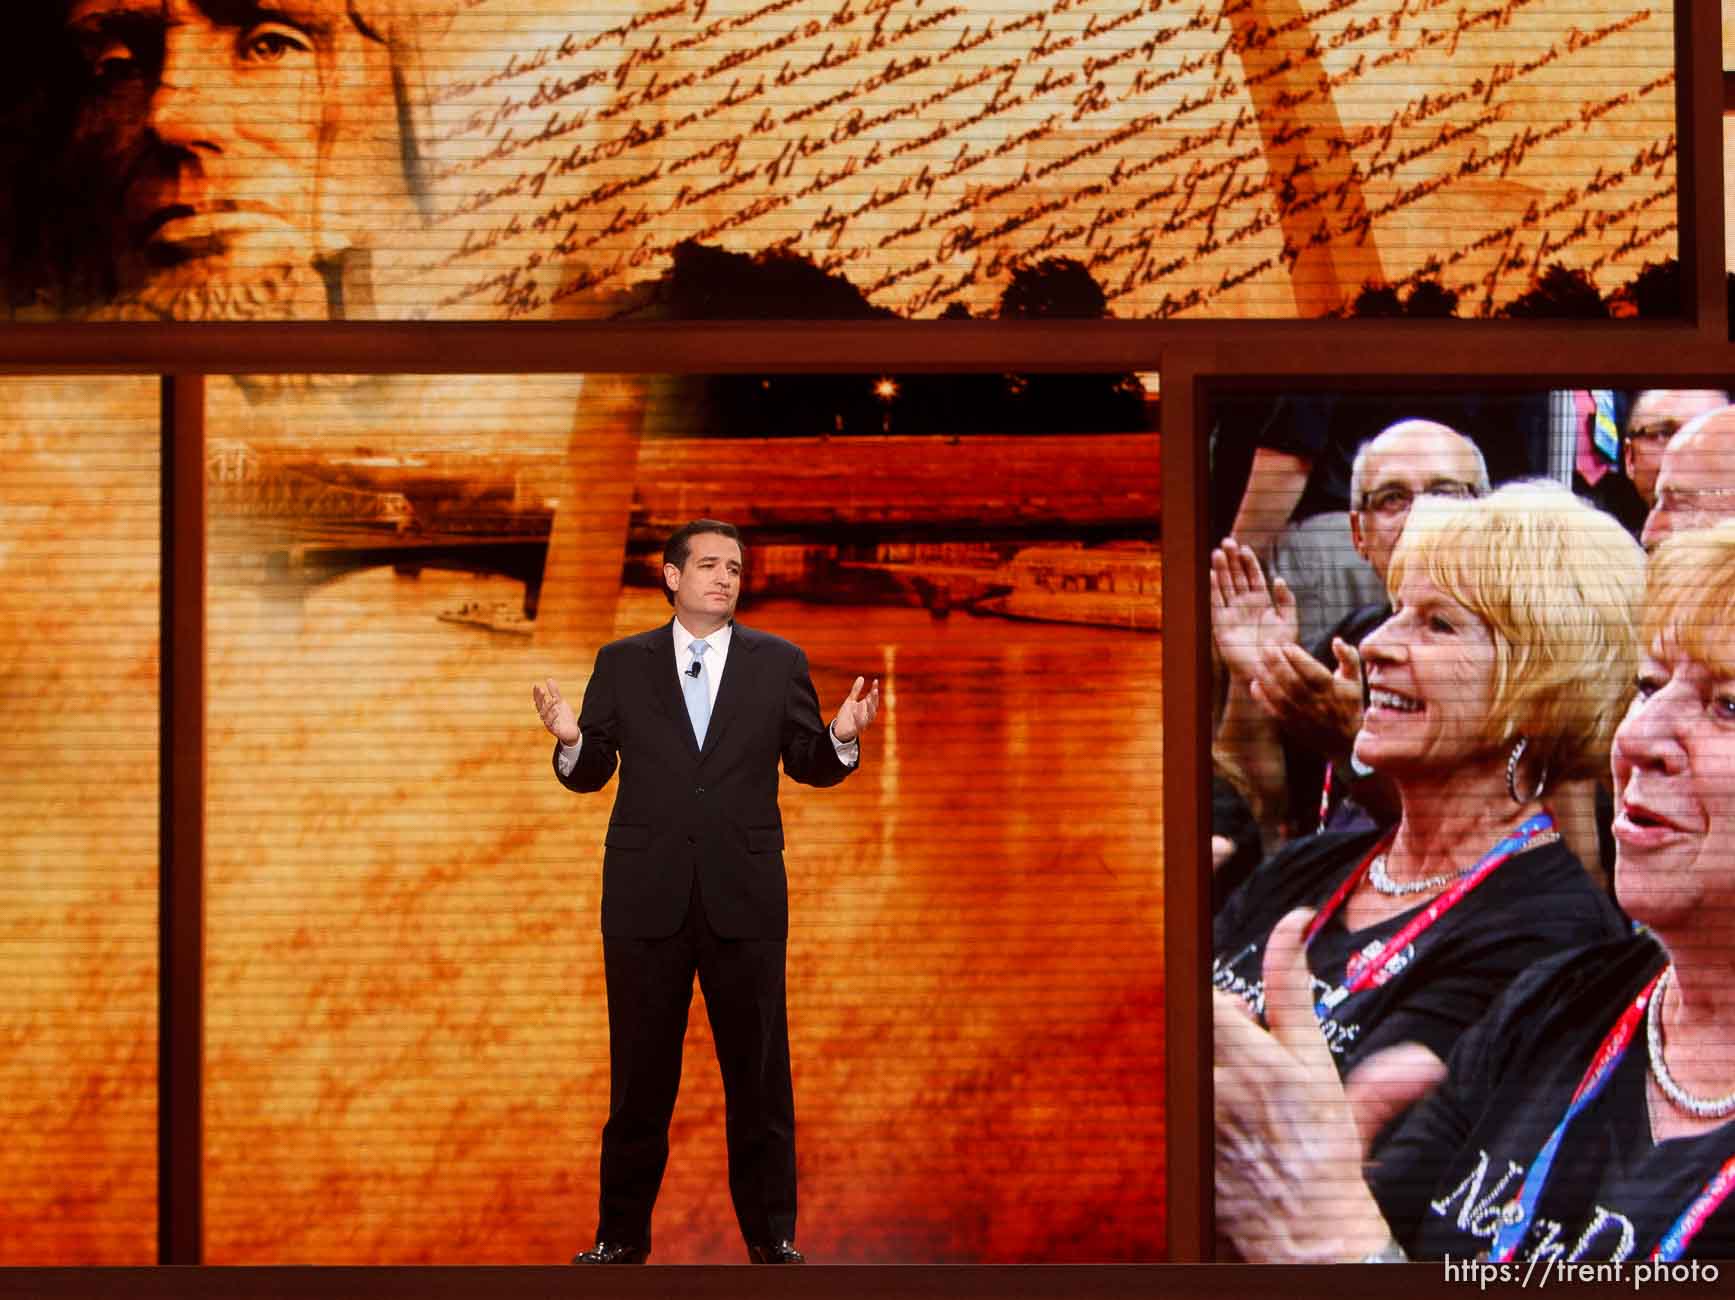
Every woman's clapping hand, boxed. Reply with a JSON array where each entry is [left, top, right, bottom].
[[1213, 908, 1396, 1263]]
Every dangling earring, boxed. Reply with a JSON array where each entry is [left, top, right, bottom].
[[1506, 735, 1549, 803]]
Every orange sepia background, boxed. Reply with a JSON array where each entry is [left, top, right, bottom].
[[1, 0, 1679, 321], [0, 381, 161, 1264], [0, 0, 1712, 1274], [0, 372, 1164, 1263]]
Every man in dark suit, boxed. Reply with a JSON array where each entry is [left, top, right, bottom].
[[533, 519, 879, 1265]]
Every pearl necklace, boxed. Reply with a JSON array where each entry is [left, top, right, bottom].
[[1646, 966, 1735, 1120], [1366, 832, 1561, 898]]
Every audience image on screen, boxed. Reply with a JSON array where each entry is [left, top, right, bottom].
[[1216, 520, 1735, 1265], [1213, 483, 1642, 1162]]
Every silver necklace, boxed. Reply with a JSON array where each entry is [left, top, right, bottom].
[[1366, 853, 1460, 897], [1366, 831, 1561, 898], [1646, 966, 1735, 1120]]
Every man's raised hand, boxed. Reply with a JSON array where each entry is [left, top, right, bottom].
[[830, 676, 881, 743], [533, 677, 580, 746]]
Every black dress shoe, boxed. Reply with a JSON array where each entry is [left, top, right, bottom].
[[572, 1241, 649, 1264], [747, 1240, 805, 1264]]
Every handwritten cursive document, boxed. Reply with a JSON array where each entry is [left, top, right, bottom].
[[380, 0, 1676, 319]]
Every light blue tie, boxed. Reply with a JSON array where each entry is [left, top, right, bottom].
[[683, 639, 711, 745]]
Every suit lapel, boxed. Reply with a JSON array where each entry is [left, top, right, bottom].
[[642, 622, 702, 760], [702, 622, 759, 760]]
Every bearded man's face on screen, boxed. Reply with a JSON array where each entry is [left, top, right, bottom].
[[43, 0, 421, 320]]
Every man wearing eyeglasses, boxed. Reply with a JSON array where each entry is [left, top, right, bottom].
[[1344, 423, 1489, 584], [1616, 391, 1728, 511], [1214, 394, 1544, 652], [1641, 403, 1735, 550], [1213, 421, 1488, 861]]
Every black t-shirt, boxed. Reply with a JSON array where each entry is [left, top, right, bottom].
[[1211, 773, 1264, 913], [1212, 828, 1628, 1076], [1371, 936, 1735, 1262]]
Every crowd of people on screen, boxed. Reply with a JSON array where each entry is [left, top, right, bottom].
[[1208, 392, 1735, 1264]]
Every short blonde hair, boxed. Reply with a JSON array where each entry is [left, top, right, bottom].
[[1642, 521, 1735, 675], [1386, 481, 1645, 780]]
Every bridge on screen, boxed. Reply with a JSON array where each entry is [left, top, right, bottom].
[[205, 433, 1160, 622], [207, 441, 554, 614]]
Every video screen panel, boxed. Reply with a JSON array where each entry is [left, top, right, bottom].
[[1207, 386, 1735, 1266], [1, 0, 1676, 321], [0, 377, 160, 1263], [202, 370, 1163, 1262]]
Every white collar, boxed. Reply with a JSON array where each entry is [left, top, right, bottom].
[[673, 618, 733, 660]]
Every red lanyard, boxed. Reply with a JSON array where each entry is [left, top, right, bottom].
[[1305, 812, 1555, 1005], [1489, 973, 1658, 1262], [1654, 1153, 1735, 1261], [1489, 969, 1735, 1265]]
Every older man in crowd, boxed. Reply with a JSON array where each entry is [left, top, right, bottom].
[[1212, 420, 1488, 867], [1641, 403, 1735, 549], [1584, 390, 1730, 536]]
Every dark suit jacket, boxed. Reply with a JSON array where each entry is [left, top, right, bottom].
[[554, 619, 854, 940]]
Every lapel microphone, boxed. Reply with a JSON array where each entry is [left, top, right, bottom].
[[686, 660, 703, 678]]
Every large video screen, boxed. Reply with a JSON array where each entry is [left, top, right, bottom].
[[200, 369, 1163, 1262], [2, 0, 1676, 321]]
